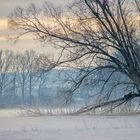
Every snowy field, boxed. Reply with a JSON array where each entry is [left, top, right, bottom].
[[0, 109, 140, 140]]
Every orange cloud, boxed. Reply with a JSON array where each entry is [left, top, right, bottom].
[[0, 18, 7, 29]]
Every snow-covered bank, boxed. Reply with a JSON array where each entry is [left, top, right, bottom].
[[0, 109, 20, 117], [0, 109, 140, 140]]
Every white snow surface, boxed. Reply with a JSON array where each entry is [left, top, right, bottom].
[[0, 109, 140, 140]]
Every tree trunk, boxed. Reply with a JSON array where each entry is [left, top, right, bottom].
[[13, 74, 16, 101], [131, 73, 140, 95], [29, 74, 32, 106], [0, 86, 3, 100], [22, 83, 25, 104]]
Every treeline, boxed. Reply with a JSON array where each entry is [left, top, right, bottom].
[[0, 50, 51, 107], [0, 49, 137, 112], [0, 49, 93, 108]]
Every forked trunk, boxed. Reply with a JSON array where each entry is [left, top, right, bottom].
[[131, 73, 140, 95]]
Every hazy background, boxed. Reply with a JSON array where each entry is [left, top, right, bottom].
[[0, 0, 73, 53]]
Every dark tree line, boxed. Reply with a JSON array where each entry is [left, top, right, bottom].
[[0, 50, 51, 107], [0, 49, 96, 109]]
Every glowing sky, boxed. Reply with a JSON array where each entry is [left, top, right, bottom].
[[0, 0, 72, 53]]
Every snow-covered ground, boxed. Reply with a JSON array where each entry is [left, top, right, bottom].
[[0, 109, 140, 140]]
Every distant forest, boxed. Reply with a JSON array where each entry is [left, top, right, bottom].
[[0, 50, 99, 108]]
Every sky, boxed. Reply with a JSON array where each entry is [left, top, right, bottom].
[[0, 0, 73, 54]]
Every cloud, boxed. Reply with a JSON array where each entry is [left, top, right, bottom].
[[0, 0, 73, 54], [0, 18, 7, 28], [0, 0, 73, 18]]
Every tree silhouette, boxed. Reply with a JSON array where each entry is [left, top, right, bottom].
[[8, 0, 140, 113]]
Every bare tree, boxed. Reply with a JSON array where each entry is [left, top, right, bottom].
[[11, 52, 19, 102], [0, 50, 13, 102], [8, 0, 140, 112], [24, 50, 38, 106], [15, 52, 29, 104]]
